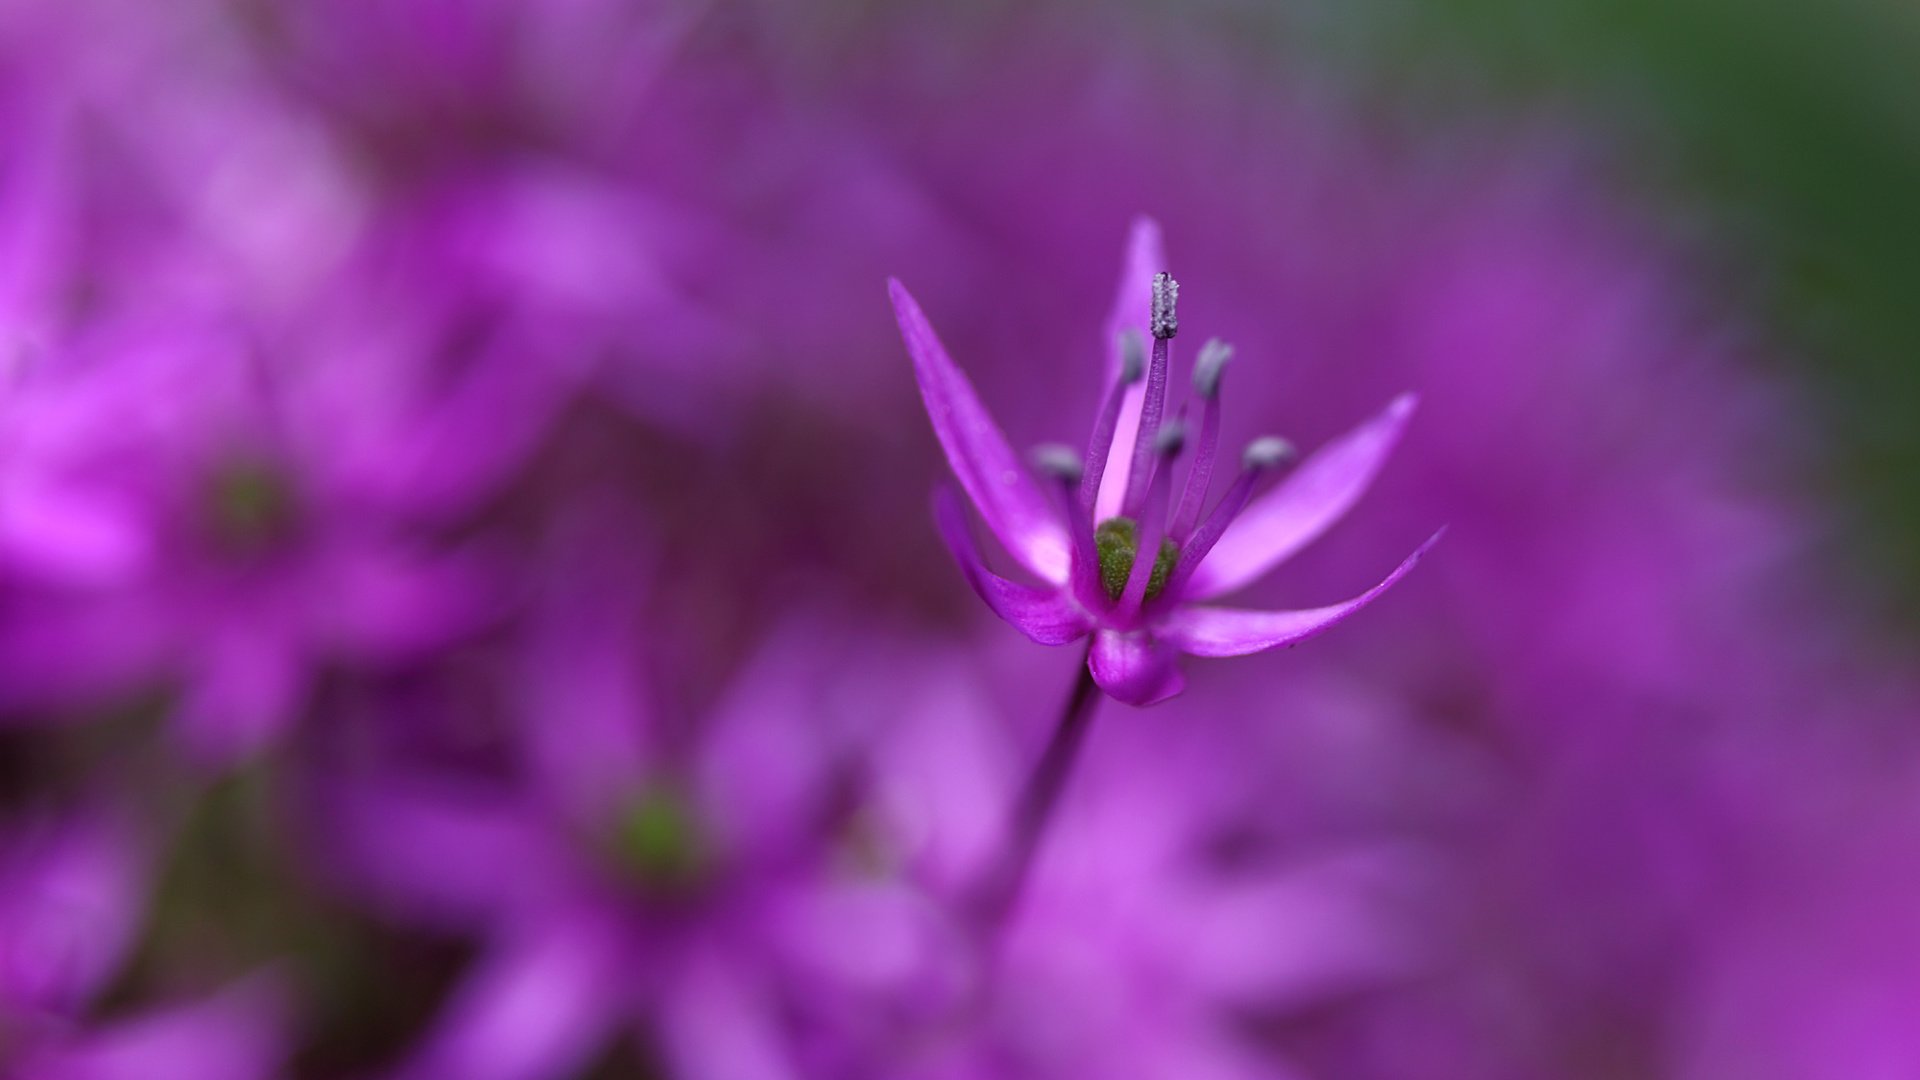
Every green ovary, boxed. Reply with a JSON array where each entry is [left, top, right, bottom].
[[1093, 517, 1179, 601], [610, 785, 709, 894], [207, 458, 297, 553]]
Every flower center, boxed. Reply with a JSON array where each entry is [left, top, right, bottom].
[[608, 785, 710, 896], [1094, 516, 1178, 601], [205, 458, 299, 555]]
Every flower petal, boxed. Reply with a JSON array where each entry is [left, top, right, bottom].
[[694, 615, 855, 866], [517, 508, 655, 825], [657, 952, 796, 1080], [1161, 530, 1442, 657], [1174, 847, 1420, 1003], [23, 977, 288, 1080], [0, 483, 150, 585], [768, 880, 961, 999], [1093, 217, 1166, 521], [1088, 628, 1186, 706], [307, 773, 558, 929], [891, 279, 1070, 583], [175, 619, 306, 767], [0, 805, 144, 1015], [934, 488, 1088, 646], [1184, 394, 1417, 600], [394, 916, 624, 1080]]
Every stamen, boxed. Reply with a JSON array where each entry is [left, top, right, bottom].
[[1030, 443, 1085, 485], [1169, 338, 1233, 541], [1152, 419, 1189, 456], [1121, 273, 1178, 515], [1160, 435, 1296, 601], [1191, 338, 1232, 398], [1150, 273, 1179, 341], [1118, 421, 1186, 614], [1033, 444, 1104, 609], [1079, 330, 1146, 512]]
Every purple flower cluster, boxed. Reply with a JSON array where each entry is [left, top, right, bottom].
[[0, 2, 1916, 1078]]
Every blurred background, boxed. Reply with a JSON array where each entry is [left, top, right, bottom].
[[0, 1, 1916, 1077]]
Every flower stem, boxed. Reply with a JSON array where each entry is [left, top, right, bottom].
[[970, 649, 1101, 930]]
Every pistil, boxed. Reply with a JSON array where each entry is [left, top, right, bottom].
[[1118, 422, 1186, 617], [1120, 273, 1178, 516]]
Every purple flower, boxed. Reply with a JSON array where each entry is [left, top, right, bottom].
[[0, 802, 288, 1079], [0, 318, 502, 763], [304, 513, 958, 1080], [824, 645, 1429, 1079], [891, 218, 1440, 705]]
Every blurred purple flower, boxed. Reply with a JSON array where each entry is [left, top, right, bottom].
[[307, 516, 954, 1079], [0, 317, 501, 763], [0, 802, 286, 1079], [810, 647, 1431, 1079], [1673, 754, 1920, 1080], [316, 611, 1430, 1080], [249, 0, 706, 165], [892, 219, 1438, 704]]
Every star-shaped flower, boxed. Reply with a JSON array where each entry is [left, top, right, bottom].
[[890, 218, 1440, 705]]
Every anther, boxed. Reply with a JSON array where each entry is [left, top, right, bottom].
[[1149, 273, 1179, 340], [1192, 339, 1233, 399], [1152, 420, 1188, 456], [1160, 436, 1298, 603], [1030, 443, 1085, 484], [1242, 436, 1296, 470]]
